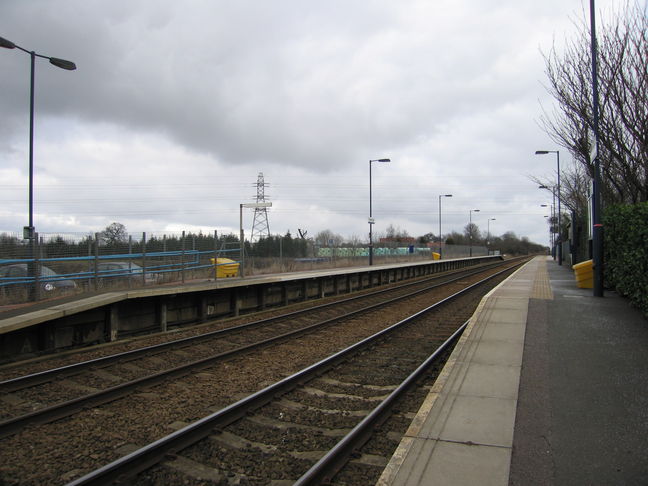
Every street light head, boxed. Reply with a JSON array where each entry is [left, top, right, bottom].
[[535, 150, 549, 155], [0, 36, 16, 49], [444, 194, 453, 197], [370, 158, 390, 163], [473, 209, 480, 212], [49, 57, 76, 70]]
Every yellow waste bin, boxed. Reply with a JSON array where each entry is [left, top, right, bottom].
[[432, 252, 441, 260], [572, 259, 593, 289], [210, 258, 240, 278]]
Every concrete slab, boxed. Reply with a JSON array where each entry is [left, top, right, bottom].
[[468, 339, 524, 367], [432, 394, 517, 447], [379, 438, 511, 486], [477, 320, 526, 343], [0, 293, 124, 335], [456, 362, 521, 399], [0, 309, 64, 334], [51, 292, 123, 315]]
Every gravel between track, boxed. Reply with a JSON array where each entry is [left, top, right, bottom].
[[0, 289, 439, 485]]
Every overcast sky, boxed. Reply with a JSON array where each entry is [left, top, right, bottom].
[[0, 0, 621, 246]]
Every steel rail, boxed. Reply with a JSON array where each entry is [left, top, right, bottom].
[[0, 260, 521, 439], [0, 258, 515, 394], [64, 262, 521, 486], [0, 259, 509, 393], [293, 319, 470, 485]]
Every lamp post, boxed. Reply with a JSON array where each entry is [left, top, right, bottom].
[[590, 0, 604, 297], [368, 158, 390, 266], [540, 204, 554, 249], [1, 36, 76, 300], [438, 194, 452, 259], [544, 215, 551, 249], [535, 150, 561, 265], [239, 202, 272, 277], [539, 185, 557, 260], [469, 209, 480, 257], [486, 218, 496, 250]]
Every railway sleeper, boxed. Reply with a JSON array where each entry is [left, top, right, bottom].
[[317, 377, 396, 393], [274, 397, 371, 417], [244, 414, 350, 438], [300, 385, 389, 402]]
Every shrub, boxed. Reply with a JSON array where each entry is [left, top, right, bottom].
[[603, 203, 648, 316]]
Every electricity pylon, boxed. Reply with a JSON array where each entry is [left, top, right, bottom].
[[250, 172, 270, 242]]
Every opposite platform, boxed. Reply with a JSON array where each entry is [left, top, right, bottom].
[[378, 256, 648, 485]]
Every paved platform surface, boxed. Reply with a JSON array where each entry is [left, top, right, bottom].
[[378, 256, 648, 485]]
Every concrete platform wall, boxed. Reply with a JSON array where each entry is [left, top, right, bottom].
[[0, 256, 501, 363]]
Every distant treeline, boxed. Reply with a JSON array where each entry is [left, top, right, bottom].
[[1, 224, 545, 261], [0, 230, 310, 260]]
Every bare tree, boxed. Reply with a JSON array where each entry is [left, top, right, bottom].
[[539, 1, 647, 204], [313, 229, 344, 247], [384, 224, 411, 241], [464, 223, 481, 244], [345, 234, 363, 247]]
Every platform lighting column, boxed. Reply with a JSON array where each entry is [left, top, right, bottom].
[[239, 204, 244, 277], [469, 209, 480, 257], [544, 215, 551, 249], [438, 194, 452, 259], [535, 150, 561, 265], [368, 158, 390, 266], [541, 204, 554, 249], [539, 185, 557, 260], [590, 0, 604, 297], [0, 36, 76, 300], [487, 218, 496, 251]]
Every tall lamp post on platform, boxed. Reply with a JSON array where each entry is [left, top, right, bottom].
[[239, 202, 272, 277], [589, 0, 604, 297], [0, 36, 76, 299], [438, 194, 452, 259], [539, 185, 557, 260], [486, 218, 496, 251], [368, 158, 390, 266], [469, 209, 480, 257], [544, 215, 551, 248], [535, 150, 562, 265], [541, 204, 554, 250]]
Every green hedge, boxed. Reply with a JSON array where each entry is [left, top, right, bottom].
[[603, 202, 648, 316]]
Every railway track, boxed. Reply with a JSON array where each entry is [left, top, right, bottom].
[[0, 259, 511, 383], [0, 259, 516, 430], [0, 258, 527, 485]]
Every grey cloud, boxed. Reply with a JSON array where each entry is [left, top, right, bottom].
[[1, 0, 614, 244]]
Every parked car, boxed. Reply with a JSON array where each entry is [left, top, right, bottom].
[[96, 262, 161, 285], [0, 263, 76, 293]]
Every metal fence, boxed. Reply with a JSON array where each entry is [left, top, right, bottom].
[[0, 231, 489, 306], [0, 231, 241, 305]]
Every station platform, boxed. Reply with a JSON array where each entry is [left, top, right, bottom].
[[378, 256, 648, 485]]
